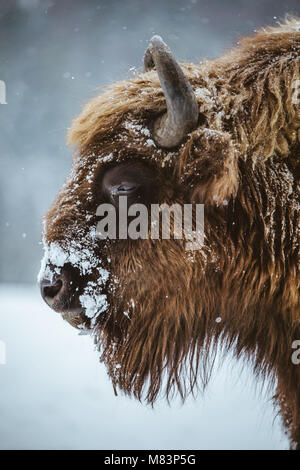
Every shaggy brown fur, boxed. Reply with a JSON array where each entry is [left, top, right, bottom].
[[42, 18, 300, 448]]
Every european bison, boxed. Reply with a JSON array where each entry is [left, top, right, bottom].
[[39, 18, 300, 448]]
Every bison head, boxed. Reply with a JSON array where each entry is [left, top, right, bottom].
[[38, 36, 242, 403]]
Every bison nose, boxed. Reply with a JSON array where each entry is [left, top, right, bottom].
[[40, 278, 63, 308]]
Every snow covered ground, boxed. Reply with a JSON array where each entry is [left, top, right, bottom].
[[0, 284, 288, 450]]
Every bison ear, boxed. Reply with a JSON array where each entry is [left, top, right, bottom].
[[143, 36, 198, 149], [179, 129, 239, 205]]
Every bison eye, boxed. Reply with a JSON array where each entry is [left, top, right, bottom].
[[111, 184, 139, 195], [101, 162, 158, 206]]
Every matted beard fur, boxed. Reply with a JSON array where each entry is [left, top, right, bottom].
[[41, 17, 300, 446]]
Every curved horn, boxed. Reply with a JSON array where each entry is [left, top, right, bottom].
[[144, 35, 198, 149]]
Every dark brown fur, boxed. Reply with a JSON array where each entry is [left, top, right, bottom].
[[43, 18, 300, 448]]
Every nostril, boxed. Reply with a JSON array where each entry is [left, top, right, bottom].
[[44, 279, 63, 299], [40, 278, 63, 307]]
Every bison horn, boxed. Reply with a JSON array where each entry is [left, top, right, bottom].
[[144, 35, 198, 148]]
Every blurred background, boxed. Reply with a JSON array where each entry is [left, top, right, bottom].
[[0, 0, 298, 450]]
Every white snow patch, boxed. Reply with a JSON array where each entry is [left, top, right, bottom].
[[79, 291, 108, 324], [145, 138, 155, 147], [195, 87, 212, 100], [101, 153, 114, 163], [124, 120, 151, 138], [161, 152, 175, 167], [38, 231, 109, 284]]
